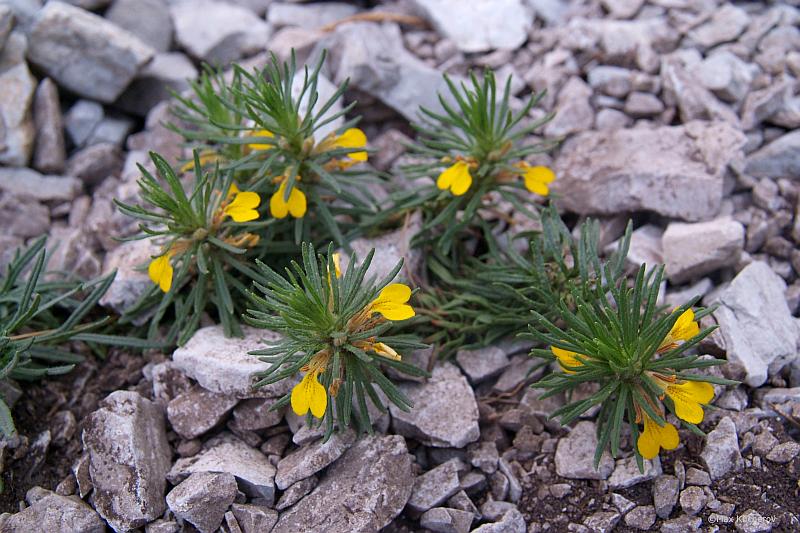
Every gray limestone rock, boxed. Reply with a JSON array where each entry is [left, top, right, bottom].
[[411, 0, 532, 53], [168, 433, 277, 502], [711, 261, 800, 387], [688, 4, 750, 49], [167, 387, 239, 439], [552, 121, 746, 222], [746, 130, 800, 180], [230, 503, 278, 533], [419, 507, 474, 533], [701, 417, 744, 481], [407, 459, 463, 513], [0, 487, 104, 533], [27, 1, 155, 103], [170, 0, 271, 63], [271, 435, 414, 533], [116, 52, 197, 116], [275, 430, 356, 490], [653, 474, 679, 519], [608, 456, 661, 489], [166, 472, 238, 533], [172, 325, 292, 398], [82, 390, 172, 531], [662, 217, 745, 284], [0, 62, 35, 166], [267, 2, 358, 30], [456, 347, 510, 385], [32, 77, 65, 173], [390, 363, 480, 449], [555, 421, 614, 480], [105, 0, 173, 53], [625, 505, 656, 530]]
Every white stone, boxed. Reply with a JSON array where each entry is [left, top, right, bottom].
[[662, 217, 745, 284], [746, 130, 800, 180], [411, 0, 532, 53], [700, 417, 743, 480], [268, 2, 358, 30], [390, 363, 480, 448], [0, 167, 82, 201], [27, 1, 155, 103], [688, 4, 750, 50], [553, 121, 746, 222], [0, 62, 35, 166], [555, 421, 614, 480], [172, 325, 293, 398], [170, 0, 271, 63], [712, 261, 800, 387]]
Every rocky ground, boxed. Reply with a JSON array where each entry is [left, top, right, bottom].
[[1, 0, 800, 532]]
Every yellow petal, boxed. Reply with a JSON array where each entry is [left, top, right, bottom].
[[638, 414, 679, 459], [148, 255, 173, 293], [270, 184, 289, 219], [224, 191, 261, 222], [227, 183, 240, 198], [291, 371, 328, 418], [437, 161, 472, 195], [287, 186, 307, 218], [377, 283, 412, 304], [666, 380, 714, 424], [249, 129, 274, 151], [332, 253, 342, 278], [334, 128, 368, 161], [374, 302, 416, 321], [551, 346, 583, 373], [671, 309, 700, 343], [523, 166, 555, 196]]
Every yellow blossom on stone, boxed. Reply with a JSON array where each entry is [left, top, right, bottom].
[[550, 346, 586, 374], [290, 369, 327, 418], [332, 128, 368, 162], [223, 191, 261, 222], [517, 162, 555, 196], [637, 412, 679, 459], [437, 161, 472, 196], [148, 253, 174, 293], [372, 342, 401, 361], [269, 180, 307, 219], [658, 308, 700, 352], [248, 129, 274, 151], [368, 283, 415, 321]]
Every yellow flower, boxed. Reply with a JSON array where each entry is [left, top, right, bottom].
[[148, 254, 173, 293], [332, 128, 368, 162], [372, 342, 401, 361], [331, 252, 341, 278], [661, 379, 715, 424], [437, 161, 472, 196], [550, 346, 586, 373], [637, 412, 679, 459], [269, 180, 307, 219], [290, 369, 327, 418], [517, 162, 555, 196], [658, 308, 700, 352], [223, 191, 261, 222], [248, 129, 274, 151], [368, 283, 415, 321]]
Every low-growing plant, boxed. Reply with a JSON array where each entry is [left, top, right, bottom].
[[244, 243, 427, 438], [116, 152, 277, 345], [392, 69, 558, 258], [416, 205, 632, 357], [523, 262, 736, 469], [169, 51, 383, 247], [0, 239, 114, 437]]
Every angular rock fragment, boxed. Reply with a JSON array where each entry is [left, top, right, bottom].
[[27, 1, 155, 103], [712, 261, 800, 387], [407, 459, 463, 513], [172, 325, 291, 398], [554, 421, 614, 480], [553, 121, 745, 221], [411, 0, 532, 53], [0, 487, 105, 533], [105, 0, 173, 53], [455, 347, 509, 385], [169, 433, 277, 502], [167, 387, 239, 439], [391, 363, 480, 448], [746, 130, 800, 180], [275, 430, 356, 490], [662, 217, 744, 283], [32, 77, 65, 173], [701, 417, 744, 480], [166, 472, 238, 533], [0, 62, 35, 166], [230, 503, 278, 533], [82, 391, 172, 531], [272, 435, 414, 533]]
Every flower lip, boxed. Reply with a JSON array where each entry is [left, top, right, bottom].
[[290, 369, 327, 418], [148, 254, 174, 293], [437, 161, 473, 196], [368, 283, 415, 321], [269, 180, 307, 219], [224, 191, 261, 222], [637, 412, 679, 459], [550, 345, 586, 373], [332, 128, 368, 162]]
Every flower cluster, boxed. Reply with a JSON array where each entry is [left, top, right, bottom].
[[526, 262, 734, 468], [245, 244, 426, 435]]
